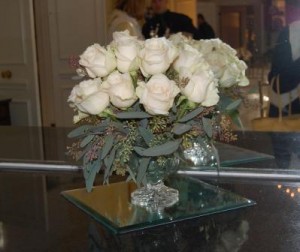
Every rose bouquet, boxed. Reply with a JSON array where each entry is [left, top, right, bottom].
[[67, 31, 249, 195]]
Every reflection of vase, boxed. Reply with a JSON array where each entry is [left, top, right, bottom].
[[130, 155, 180, 211], [180, 137, 218, 169]]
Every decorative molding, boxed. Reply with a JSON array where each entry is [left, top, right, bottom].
[[54, 0, 99, 60], [0, 0, 26, 65], [10, 99, 32, 125], [0, 80, 29, 90]]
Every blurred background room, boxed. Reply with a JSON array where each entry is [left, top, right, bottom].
[[0, 0, 293, 129]]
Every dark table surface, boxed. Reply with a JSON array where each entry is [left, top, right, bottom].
[[1, 126, 300, 251], [1, 170, 300, 252]]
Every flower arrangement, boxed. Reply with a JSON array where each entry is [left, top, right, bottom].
[[67, 31, 249, 192]]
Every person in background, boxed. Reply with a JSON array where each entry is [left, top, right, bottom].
[[197, 13, 215, 39], [142, 0, 200, 39], [268, 0, 300, 117], [107, 0, 145, 42], [268, 0, 300, 169]]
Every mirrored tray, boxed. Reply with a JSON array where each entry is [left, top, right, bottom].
[[61, 175, 256, 234]]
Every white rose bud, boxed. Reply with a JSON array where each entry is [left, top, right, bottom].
[[111, 31, 142, 73], [139, 37, 178, 76], [68, 79, 109, 115], [181, 68, 219, 106], [104, 71, 137, 109], [136, 74, 180, 115], [79, 44, 116, 78]]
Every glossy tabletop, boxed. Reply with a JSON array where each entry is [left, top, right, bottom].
[[0, 170, 299, 251], [1, 126, 300, 251]]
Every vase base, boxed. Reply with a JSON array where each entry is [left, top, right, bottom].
[[131, 183, 179, 211]]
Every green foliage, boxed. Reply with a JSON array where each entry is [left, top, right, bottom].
[[136, 158, 150, 185], [68, 125, 94, 138], [172, 123, 192, 135], [226, 99, 242, 111], [134, 140, 181, 157], [202, 117, 213, 138], [68, 82, 245, 191], [80, 135, 95, 148], [178, 107, 204, 123], [115, 111, 152, 119], [101, 135, 114, 160]]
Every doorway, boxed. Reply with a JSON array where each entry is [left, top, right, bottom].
[[219, 6, 247, 50]]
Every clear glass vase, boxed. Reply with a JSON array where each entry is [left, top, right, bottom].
[[180, 137, 218, 169], [130, 155, 180, 211]]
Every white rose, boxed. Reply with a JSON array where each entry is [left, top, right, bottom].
[[68, 78, 102, 104], [196, 39, 237, 56], [104, 71, 137, 109], [79, 44, 116, 78], [139, 37, 178, 76], [202, 79, 220, 107], [111, 30, 142, 73], [219, 56, 249, 87], [169, 32, 192, 48], [181, 68, 219, 106], [136, 74, 180, 115], [238, 74, 249, 87], [77, 91, 109, 115], [68, 79, 109, 115], [204, 51, 227, 79], [173, 44, 208, 76]]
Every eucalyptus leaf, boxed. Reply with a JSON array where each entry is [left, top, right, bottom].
[[142, 176, 147, 186], [127, 166, 137, 184], [101, 135, 114, 160], [85, 158, 101, 192], [116, 111, 152, 119], [83, 152, 90, 166], [134, 140, 181, 157], [140, 118, 148, 128], [138, 127, 154, 145], [80, 135, 95, 148], [76, 141, 93, 161], [172, 102, 177, 113], [85, 167, 97, 192], [88, 124, 109, 134], [230, 111, 244, 130], [225, 99, 242, 111], [126, 174, 134, 182], [103, 146, 117, 183], [172, 123, 192, 135], [136, 158, 150, 185], [111, 121, 128, 134], [202, 117, 213, 138], [178, 107, 204, 123], [133, 146, 146, 156], [217, 94, 234, 112], [68, 125, 94, 138], [83, 165, 90, 180]]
